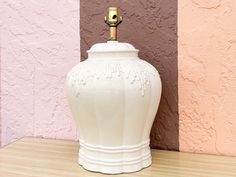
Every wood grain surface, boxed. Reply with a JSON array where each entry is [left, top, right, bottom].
[[0, 137, 236, 177]]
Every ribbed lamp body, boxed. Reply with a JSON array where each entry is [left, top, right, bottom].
[[66, 41, 162, 174]]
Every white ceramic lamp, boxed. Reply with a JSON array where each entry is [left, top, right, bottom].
[[65, 7, 162, 174]]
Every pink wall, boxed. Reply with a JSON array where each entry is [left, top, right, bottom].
[[179, 0, 236, 156], [0, 34, 1, 146], [1, 0, 80, 145]]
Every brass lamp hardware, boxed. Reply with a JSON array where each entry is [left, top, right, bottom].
[[105, 7, 122, 41]]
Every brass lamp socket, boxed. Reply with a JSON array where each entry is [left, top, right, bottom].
[[105, 7, 122, 41]]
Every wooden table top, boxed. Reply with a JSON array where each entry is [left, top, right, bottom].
[[0, 137, 236, 177]]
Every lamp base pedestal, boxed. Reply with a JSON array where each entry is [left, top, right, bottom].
[[78, 140, 152, 174]]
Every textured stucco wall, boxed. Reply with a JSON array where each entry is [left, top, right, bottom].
[[179, 0, 236, 156], [0, 0, 80, 145], [80, 0, 178, 150]]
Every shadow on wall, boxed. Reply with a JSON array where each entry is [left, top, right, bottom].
[[80, 0, 178, 150]]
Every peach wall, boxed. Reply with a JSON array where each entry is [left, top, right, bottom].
[[0, 0, 80, 145], [179, 0, 236, 155]]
